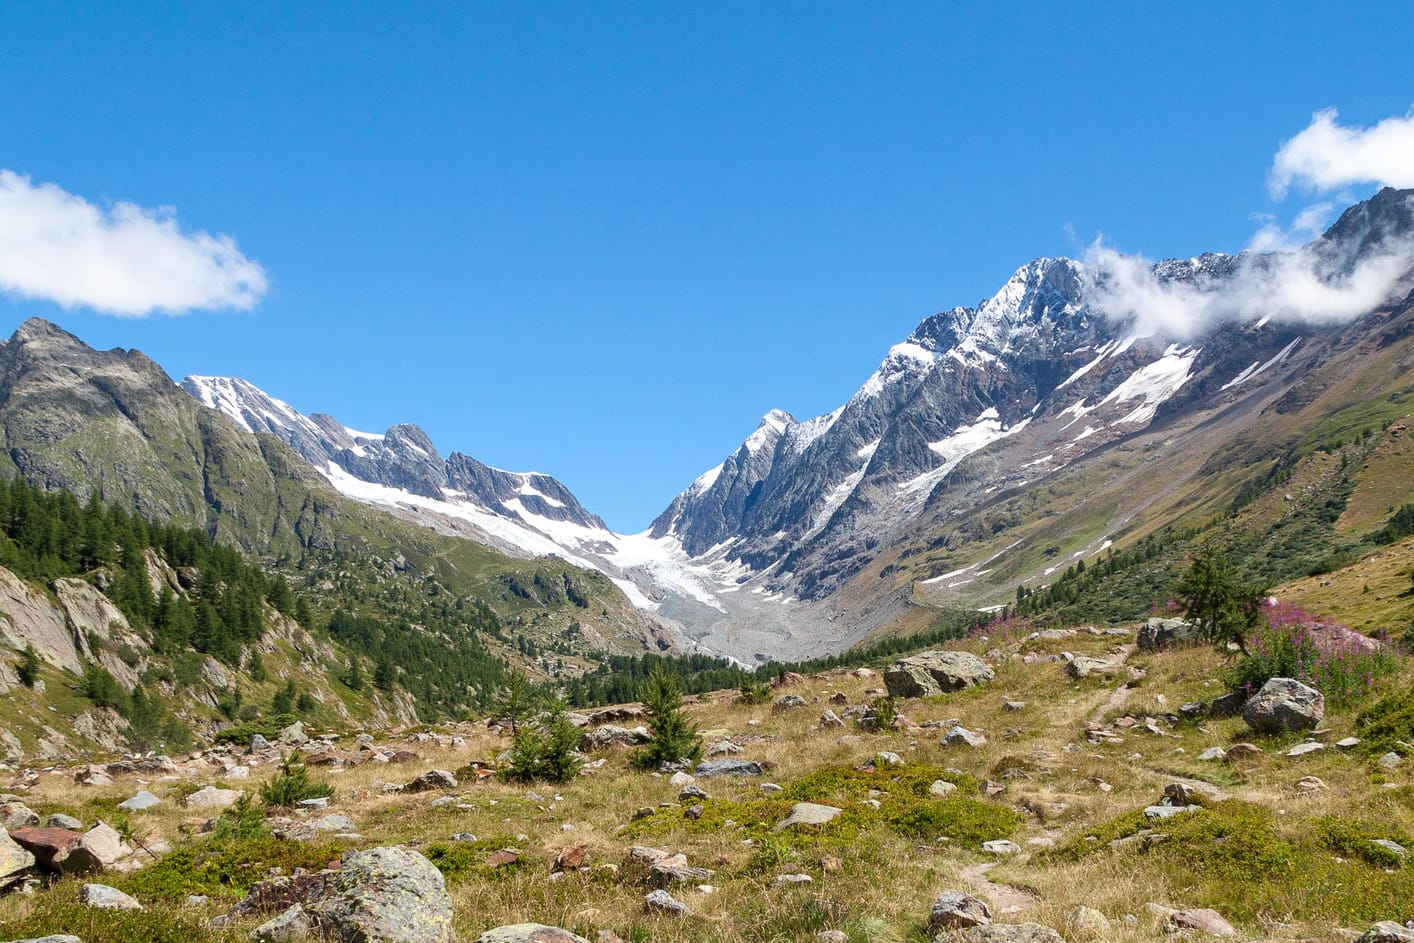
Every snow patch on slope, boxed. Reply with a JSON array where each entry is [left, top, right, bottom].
[[1099, 345, 1200, 426]]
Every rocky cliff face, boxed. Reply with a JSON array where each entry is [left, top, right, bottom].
[[0, 320, 331, 554], [181, 375, 609, 533]]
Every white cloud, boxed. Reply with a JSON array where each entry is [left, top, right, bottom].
[[0, 170, 267, 317], [1270, 107, 1414, 198], [1082, 106, 1414, 340], [1084, 230, 1414, 340]]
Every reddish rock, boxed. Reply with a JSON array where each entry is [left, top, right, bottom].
[[386, 750, 421, 764], [552, 841, 589, 873], [486, 848, 520, 867], [305, 752, 342, 767], [8, 827, 83, 872]]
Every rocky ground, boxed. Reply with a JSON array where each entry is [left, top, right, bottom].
[[3, 619, 1414, 943]]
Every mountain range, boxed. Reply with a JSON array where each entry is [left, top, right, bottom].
[[164, 187, 1414, 662]]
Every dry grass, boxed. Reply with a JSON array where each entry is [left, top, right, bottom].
[[5, 628, 1414, 941]]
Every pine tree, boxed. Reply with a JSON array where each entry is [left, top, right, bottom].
[[1176, 544, 1265, 654], [494, 667, 537, 734], [631, 665, 702, 770]]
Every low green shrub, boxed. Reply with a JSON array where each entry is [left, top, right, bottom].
[[117, 835, 343, 903], [258, 753, 335, 808], [210, 713, 299, 746]]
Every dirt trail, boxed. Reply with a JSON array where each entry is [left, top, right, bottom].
[[957, 862, 1034, 916], [1086, 682, 1133, 728]]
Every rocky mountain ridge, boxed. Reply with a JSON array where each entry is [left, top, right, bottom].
[[12, 189, 1414, 664]]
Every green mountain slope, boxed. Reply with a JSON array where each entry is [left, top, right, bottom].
[[0, 319, 680, 757]]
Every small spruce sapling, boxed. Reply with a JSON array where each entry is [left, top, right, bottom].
[[631, 665, 702, 770]]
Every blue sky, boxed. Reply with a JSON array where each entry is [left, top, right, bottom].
[[2, 2, 1414, 530]]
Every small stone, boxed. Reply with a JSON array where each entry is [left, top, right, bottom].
[[981, 839, 1020, 855], [118, 790, 162, 812], [1144, 805, 1201, 820], [942, 726, 987, 748], [774, 803, 843, 830], [1225, 743, 1262, 760], [296, 797, 330, 810], [1378, 751, 1403, 769], [1336, 736, 1362, 750], [644, 889, 691, 916], [1286, 742, 1325, 757], [759, 782, 784, 794], [475, 925, 591, 943], [1295, 776, 1327, 791], [1067, 905, 1110, 940], [1198, 747, 1227, 761], [314, 814, 356, 833], [929, 780, 959, 797], [403, 769, 459, 793], [250, 903, 313, 942], [250, 733, 273, 752], [818, 932, 849, 943], [819, 710, 844, 728], [873, 751, 905, 768], [183, 786, 242, 809], [773, 873, 812, 885], [80, 882, 143, 910], [679, 785, 709, 801], [1372, 839, 1408, 857], [668, 772, 695, 787], [45, 813, 83, 830], [1003, 701, 1028, 712], [1164, 908, 1238, 937]]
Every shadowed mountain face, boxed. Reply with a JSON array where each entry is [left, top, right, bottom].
[[0, 319, 332, 554]]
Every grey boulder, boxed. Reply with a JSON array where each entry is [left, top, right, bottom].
[[1242, 677, 1324, 733], [80, 882, 143, 910], [930, 889, 993, 929], [1137, 617, 1200, 651], [307, 846, 453, 943], [885, 651, 994, 698], [475, 926, 591, 943]]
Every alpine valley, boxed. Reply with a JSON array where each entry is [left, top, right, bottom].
[[2, 187, 1414, 758]]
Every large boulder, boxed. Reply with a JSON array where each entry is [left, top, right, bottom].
[[694, 760, 764, 778], [8, 827, 85, 873], [307, 846, 453, 943], [958, 924, 1065, 943], [1137, 617, 1201, 651], [183, 785, 243, 809], [79, 882, 142, 910], [1242, 677, 1324, 734], [402, 770, 458, 793], [475, 927, 591, 943], [885, 651, 994, 699], [0, 828, 36, 886], [930, 890, 993, 929], [578, 725, 647, 752]]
